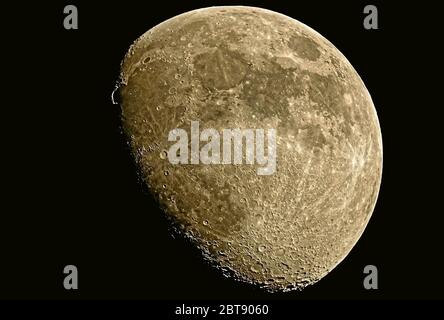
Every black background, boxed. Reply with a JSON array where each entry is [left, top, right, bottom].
[[2, 0, 443, 311]]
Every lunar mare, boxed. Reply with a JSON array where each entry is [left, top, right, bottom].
[[119, 6, 382, 291]]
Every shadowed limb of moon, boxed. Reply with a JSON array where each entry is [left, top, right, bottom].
[[119, 6, 382, 292]]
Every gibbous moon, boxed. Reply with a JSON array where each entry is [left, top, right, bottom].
[[118, 6, 382, 291]]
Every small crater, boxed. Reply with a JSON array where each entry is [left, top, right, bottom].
[[143, 56, 152, 64]]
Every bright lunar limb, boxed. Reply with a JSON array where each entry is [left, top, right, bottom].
[[119, 6, 382, 292]]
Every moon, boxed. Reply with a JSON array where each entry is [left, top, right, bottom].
[[118, 6, 382, 291]]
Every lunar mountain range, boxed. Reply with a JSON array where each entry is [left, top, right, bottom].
[[118, 6, 382, 291]]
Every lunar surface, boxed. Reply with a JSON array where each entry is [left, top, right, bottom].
[[118, 6, 382, 291]]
